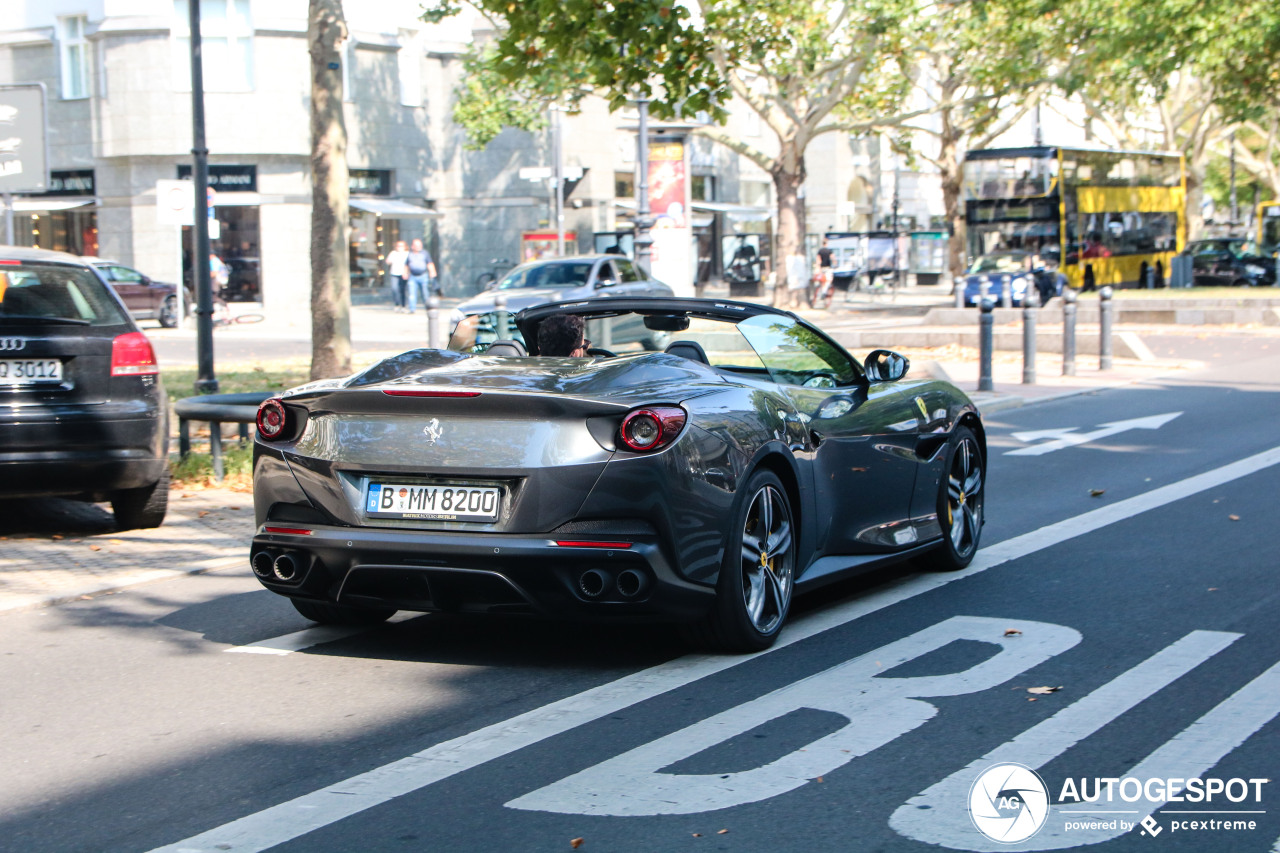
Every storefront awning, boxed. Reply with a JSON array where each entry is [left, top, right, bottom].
[[349, 198, 442, 218], [9, 197, 97, 214]]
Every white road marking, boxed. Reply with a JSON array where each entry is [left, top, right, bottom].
[[507, 617, 1081, 815], [149, 444, 1280, 853], [889, 630, 1243, 850], [224, 613, 418, 655], [1006, 412, 1182, 456]]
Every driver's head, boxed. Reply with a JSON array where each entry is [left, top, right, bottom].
[[537, 313, 588, 357]]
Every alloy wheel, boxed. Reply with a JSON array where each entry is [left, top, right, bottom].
[[945, 437, 983, 559], [739, 484, 794, 635]]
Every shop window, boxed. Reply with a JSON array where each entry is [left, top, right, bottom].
[[171, 0, 255, 93], [614, 171, 635, 199], [59, 15, 90, 100]]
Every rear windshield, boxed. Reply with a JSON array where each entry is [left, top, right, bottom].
[[0, 263, 130, 326], [497, 262, 594, 290]]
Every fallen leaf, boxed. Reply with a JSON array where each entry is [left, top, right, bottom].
[[1027, 686, 1062, 695], [198, 510, 211, 518], [1208, 587, 1218, 592], [1089, 489, 1105, 497], [1004, 628, 1022, 637], [816, 776, 824, 783], [230, 506, 241, 511], [109, 539, 124, 545], [570, 838, 584, 849], [718, 829, 729, 835], [1028, 697, 1037, 702], [181, 493, 193, 498], [88, 544, 101, 551], [1228, 514, 1240, 521], [52, 534, 64, 540], [692, 833, 702, 838]]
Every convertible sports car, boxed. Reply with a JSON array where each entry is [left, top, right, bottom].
[[251, 298, 986, 651]]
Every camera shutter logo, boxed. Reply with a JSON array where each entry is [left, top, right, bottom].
[[0, 338, 27, 352], [969, 763, 1050, 843]]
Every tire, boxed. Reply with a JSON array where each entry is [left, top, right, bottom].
[[919, 426, 984, 571], [1230, 278, 1250, 288], [158, 294, 178, 328], [290, 597, 396, 626], [690, 470, 796, 652], [111, 468, 170, 530]]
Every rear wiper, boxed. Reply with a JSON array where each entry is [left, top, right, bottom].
[[0, 314, 92, 326]]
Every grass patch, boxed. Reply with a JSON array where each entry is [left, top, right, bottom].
[[170, 441, 254, 492]]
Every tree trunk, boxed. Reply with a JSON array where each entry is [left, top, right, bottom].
[[308, 0, 352, 381], [938, 112, 966, 284], [771, 140, 807, 305], [1185, 153, 1207, 243]]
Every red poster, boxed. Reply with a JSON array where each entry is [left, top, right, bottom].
[[648, 141, 687, 229]]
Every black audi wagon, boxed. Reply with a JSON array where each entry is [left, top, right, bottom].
[[0, 247, 169, 529]]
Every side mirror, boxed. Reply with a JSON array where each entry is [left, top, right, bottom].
[[864, 349, 910, 382]]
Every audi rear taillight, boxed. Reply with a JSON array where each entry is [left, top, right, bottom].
[[256, 398, 289, 441], [110, 332, 159, 376], [619, 406, 687, 452]]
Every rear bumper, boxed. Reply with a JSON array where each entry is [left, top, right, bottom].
[[0, 450, 167, 498], [250, 523, 716, 622]]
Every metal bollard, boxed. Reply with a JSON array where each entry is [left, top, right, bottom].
[[954, 279, 965, 308], [1022, 285, 1038, 384], [427, 295, 441, 348], [1099, 286, 1114, 370], [978, 297, 995, 392], [980, 275, 991, 303], [1145, 265, 1155, 289], [1000, 275, 1012, 308], [494, 292, 509, 340], [1062, 289, 1077, 376]]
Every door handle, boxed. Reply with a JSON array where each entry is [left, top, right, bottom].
[[809, 429, 825, 448]]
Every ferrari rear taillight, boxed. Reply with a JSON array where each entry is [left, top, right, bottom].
[[619, 406, 687, 452], [256, 398, 289, 441], [110, 332, 159, 376]]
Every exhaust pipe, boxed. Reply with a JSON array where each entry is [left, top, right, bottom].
[[616, 569, 648, 598], [273, 552, 302, 582], [578, 569, 608, 599], [251, 551, 275, 579]]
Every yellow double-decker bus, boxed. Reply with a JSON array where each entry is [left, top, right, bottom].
[[963, 147, 1185, 289], [1259, 201, 1280, 254]]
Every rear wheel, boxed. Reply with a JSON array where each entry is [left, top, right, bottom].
[[691, 470, 795, 652], [290, 598, 396, 626], [920, 426, 983, 571], [158, 295, 178, 328], [111, 469, 170, 530]]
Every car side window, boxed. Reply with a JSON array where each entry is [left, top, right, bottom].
[[736, 315, 861, 387], [109, 266, 144, 283], [595, 261, 618, 286], [615, 259, 641, 282]]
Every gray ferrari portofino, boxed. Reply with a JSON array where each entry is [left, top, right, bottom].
[[251, 297, 986, 651]]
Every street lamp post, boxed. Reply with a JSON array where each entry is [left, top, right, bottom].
[[633, 94, 654, 275], [552, 103, 564, 256], [188, 0, 217, 394]]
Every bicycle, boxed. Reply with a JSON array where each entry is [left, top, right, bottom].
[[475, 258, 514, 291], [807, 268, 835, 310]]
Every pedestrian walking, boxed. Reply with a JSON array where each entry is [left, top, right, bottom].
[[405, 238, 437, 313], [386, 240, 410, 313]]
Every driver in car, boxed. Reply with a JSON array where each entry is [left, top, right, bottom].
[[537, 314, 591, 357]]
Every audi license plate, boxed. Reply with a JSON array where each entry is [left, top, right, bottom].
[[0, 359, 62, 385], [366, 482, 501, 522]]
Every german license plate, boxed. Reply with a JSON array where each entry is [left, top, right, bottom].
[[0, 359, 62, 385], [366, 482, 501, 521]]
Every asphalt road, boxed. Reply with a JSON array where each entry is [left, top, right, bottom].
[[1, 340, 1278, 853]]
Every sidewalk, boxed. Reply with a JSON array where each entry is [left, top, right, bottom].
[[0, 490, 255, 613]]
